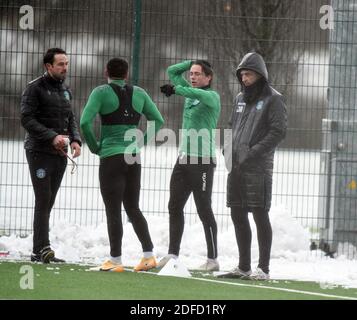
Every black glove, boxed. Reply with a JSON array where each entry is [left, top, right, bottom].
[[160, 84, 175, 97]]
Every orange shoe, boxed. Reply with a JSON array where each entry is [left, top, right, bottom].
[[99, 260, 124, 272], [134, 256, 157, 272]]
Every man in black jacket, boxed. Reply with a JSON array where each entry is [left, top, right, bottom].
[[21, 48, 82, 263], [220, 52, 287, 280]]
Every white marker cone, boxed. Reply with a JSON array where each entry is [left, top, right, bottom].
[[157, 258, 191, 278]]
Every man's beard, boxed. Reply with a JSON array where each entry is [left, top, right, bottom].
[[242, 77, 266, 104], [51, 72, 66, 81]]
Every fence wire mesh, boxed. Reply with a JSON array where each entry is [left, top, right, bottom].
[[0, 0, 356, 258]]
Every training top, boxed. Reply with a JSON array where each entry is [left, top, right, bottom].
[[168, 60, 221, 158], [21, 73, 82, 155], [80, 79, 164, 158]]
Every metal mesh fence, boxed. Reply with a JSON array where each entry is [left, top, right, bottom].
[[0, 0, 356, 258]]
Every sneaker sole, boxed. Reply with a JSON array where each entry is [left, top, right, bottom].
[[100, 267, 124, 272], [50, 258, 65, 263], [217, 272, 251, 279], [134, 263, 157, 272], [250, 276, 269, 281]]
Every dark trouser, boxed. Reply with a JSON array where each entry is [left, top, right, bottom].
[[99, 154, 153, 257], [168, 157, 217, 259], [230, 207, 272, 274], [26, 150, 67, 254]]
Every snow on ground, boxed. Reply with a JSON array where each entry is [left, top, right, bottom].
[[1, 141, 357, 289], [1, 205, 357, 289]]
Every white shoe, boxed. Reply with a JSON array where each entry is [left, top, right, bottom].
[[250, 267, 270, 280], [217, 267, 252, 279], [199, 259, 220, 272], [157, 255, 177, 268]]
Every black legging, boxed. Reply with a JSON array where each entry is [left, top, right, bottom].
[[99, 154, 153, 257], [26, 150, 67, 254], [230, 207, 272, 274], [168, 158, 218, 259]]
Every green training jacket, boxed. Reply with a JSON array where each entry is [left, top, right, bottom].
[[168, 60, 221, 158], [80, 79, 164, 158]]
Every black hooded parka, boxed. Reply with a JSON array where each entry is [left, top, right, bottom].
[[225, 52, 287, 210]]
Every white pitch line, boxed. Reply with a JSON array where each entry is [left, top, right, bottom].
[[188, 276, 357, 300], [134, 269, 357, 300]]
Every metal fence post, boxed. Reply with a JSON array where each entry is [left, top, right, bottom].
[[132, 0, 142, 86], [318, 0, 357, 257]]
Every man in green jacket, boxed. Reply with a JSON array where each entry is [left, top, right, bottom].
[[159, 60, 221, 271], [80, 58, 164, 272]]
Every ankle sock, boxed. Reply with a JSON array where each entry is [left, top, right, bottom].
[[143, 251, 154, 258], [110, 256, 122, 264]]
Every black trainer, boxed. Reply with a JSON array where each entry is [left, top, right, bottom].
[[39, 246, 55, 263], [50, 256, 65, 263], [30, 253, 42, 262], [30, 247, 65, 263]]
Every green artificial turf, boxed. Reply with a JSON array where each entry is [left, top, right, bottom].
[[0, 261, 356, 300]]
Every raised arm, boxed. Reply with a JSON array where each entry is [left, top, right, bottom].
[[167, 60, 192, 87]]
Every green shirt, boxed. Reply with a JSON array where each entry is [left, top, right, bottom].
[[80, 79, 164, 158], [168, 60, 221, 158]]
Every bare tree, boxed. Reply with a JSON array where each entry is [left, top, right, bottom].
[[203, 0, 305, 98]]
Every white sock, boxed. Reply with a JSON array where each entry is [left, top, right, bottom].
[[167, 254, 178, 259], [110, 256, 122, 264], [143, 251, 154, 258]]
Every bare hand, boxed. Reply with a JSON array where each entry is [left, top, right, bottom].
[[70, 142, 81, 158], [52, 135, 69, 150]]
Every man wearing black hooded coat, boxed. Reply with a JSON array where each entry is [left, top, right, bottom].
[[221, 52, 287, 280]]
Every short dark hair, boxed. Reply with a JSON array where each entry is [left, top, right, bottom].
[[106, 58, 129, 79], [43, 48, 66, 65], [192, 59, 213, 78]]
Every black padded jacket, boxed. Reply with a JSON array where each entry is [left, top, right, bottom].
[[21, 73, 82, 155]]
